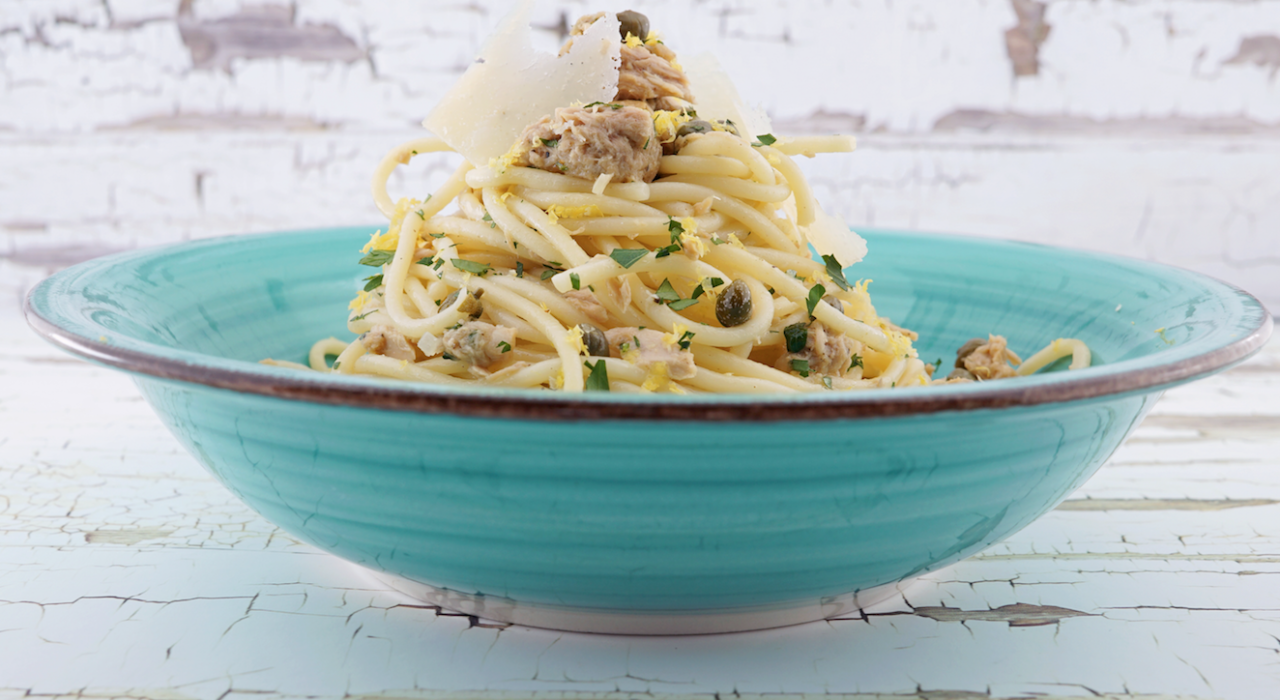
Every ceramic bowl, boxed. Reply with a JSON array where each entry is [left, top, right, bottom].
[[25, 227, 1271, 634]]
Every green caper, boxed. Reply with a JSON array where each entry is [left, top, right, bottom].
[[822, 295, 844, 314], [677, 119, 715, 138], [783, 322, 809, 353], [443, 289, 484, 318], [617, 10, 649, 42], [715, 279, 752, 327], [579, 324, 609, 357], [947, 367, 976, 381], [955, 337, 986, 360]]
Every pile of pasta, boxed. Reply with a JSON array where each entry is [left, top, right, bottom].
[[301, 131, 938, 394], [269, 11, 1089, 394]]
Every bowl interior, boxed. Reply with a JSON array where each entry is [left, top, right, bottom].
[[27, 226, 1270, 403]]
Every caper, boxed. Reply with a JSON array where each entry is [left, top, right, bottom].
[[955, 337, 986, 360], [822, 295, 844, 314], [715, 279, 753, 327], [677, 119, 715, 138], [616, 10, 649, 42], [443, 289, 484, 318], [579, 324, 609, 357], [947, 367, 976, 381], [783, 322, 809, 353]]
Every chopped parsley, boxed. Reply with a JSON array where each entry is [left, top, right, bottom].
[[359, 250, 395, 267], [515, 261, 524, 278], [583, 101, 623, 110], [822, 254, 851, 291], [643, 136, 650, 149], [482, 212, 495, 229], [609, 249, 650, 271], [570, 272, 581, 290], [711, 237, 727, 245], [415, 209, 425, 220], [498, 341, 512, 353], [540, 269, 557, 281], [362, 274, 383, 292], [415, 255, 435, 267], [350, 310, 375, 322], [822, 376, 833, 390], [668, 298, 699, 311], [667, 217, 685, 236], [790, 359, 811, 378], [783, 323, 808, 353], [753, 133, 777, 147], [653, 242, 682, 258], [540, 138, 559, 148], [429, 232, 446, 238], [450, 259, 492, 276], [676, 329, 695, 350], [655, 279, 680, 304], [850, 354, 864, 371], [806, 283, 826, 319], [584, 360, 610, 391]]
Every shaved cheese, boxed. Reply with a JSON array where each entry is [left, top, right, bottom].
[[592, 172, 614, 195], [423, 3, 622, 166], [803, 210, 867, 265], [682, 53, 772, 139]]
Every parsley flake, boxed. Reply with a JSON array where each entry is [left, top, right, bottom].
[[667, 217, 685, 237], [415, 209, 425, 220], [482, 212, 495, 229], [415, 255, 435, 267], [668, 298, 699, 311], [609, 248, 648, 269], [451, 259, 492, 276], [850, 354, 864, 371], [753, 133, 777, 147], [822, 254, 851, 291], [570, 272, 581, 290], [783, 323, 808, 353], [655, 279, 680, 304], [515, 261, 524, 278], [498, 341, 512, 353], [363, 274, 383, 292], [790, 359, 811, 378], [676, 329, 695, 350], [429, 232, 446, 238], [822, 376, 833, 390], [806, 283, 826, 319], [540, 138, 560, 148], [540, 269, 557, 281], [584, 359, 610, 391], [350, 310, 375, 322], [359, 250, 394, 267]]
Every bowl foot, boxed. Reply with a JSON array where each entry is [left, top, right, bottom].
[[357, 566, 928, 635]]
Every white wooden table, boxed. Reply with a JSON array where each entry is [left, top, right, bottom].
[[2, 296, 1277, 700]]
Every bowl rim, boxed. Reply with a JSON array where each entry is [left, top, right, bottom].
[[24, 227, 1273, 422]]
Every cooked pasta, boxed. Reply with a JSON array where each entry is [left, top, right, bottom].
[[266, 9, 1088, 393]]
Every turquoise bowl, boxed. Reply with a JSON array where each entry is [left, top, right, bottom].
[[25, 227, 1271, 634]]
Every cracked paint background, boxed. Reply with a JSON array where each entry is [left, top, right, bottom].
[[1, 0, 1279, 311]]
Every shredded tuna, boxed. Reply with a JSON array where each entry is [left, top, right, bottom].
[[563, 13, 694, 111], [962, 335, 1022, 380], [564, 290, 609, 326], [617, 43, 694, 108], [361, 324, 422, 362], [514, 105, 661, 183], [605, 327, 697, 380], [780, 323, 863, 377], [442, 321, 517, 369]]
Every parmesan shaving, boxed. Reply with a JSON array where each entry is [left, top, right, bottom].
[[592, 173, 614, 195], [682, 53, 773, 139], [423, 3, 622, 166]]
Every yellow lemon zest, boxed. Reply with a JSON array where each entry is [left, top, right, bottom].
[[624, 33, 643, 48], [566, 325, 587, 355], [641, 361, 670, 392], [348, 290, 371, 312], [727, 233, 746, 249]]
